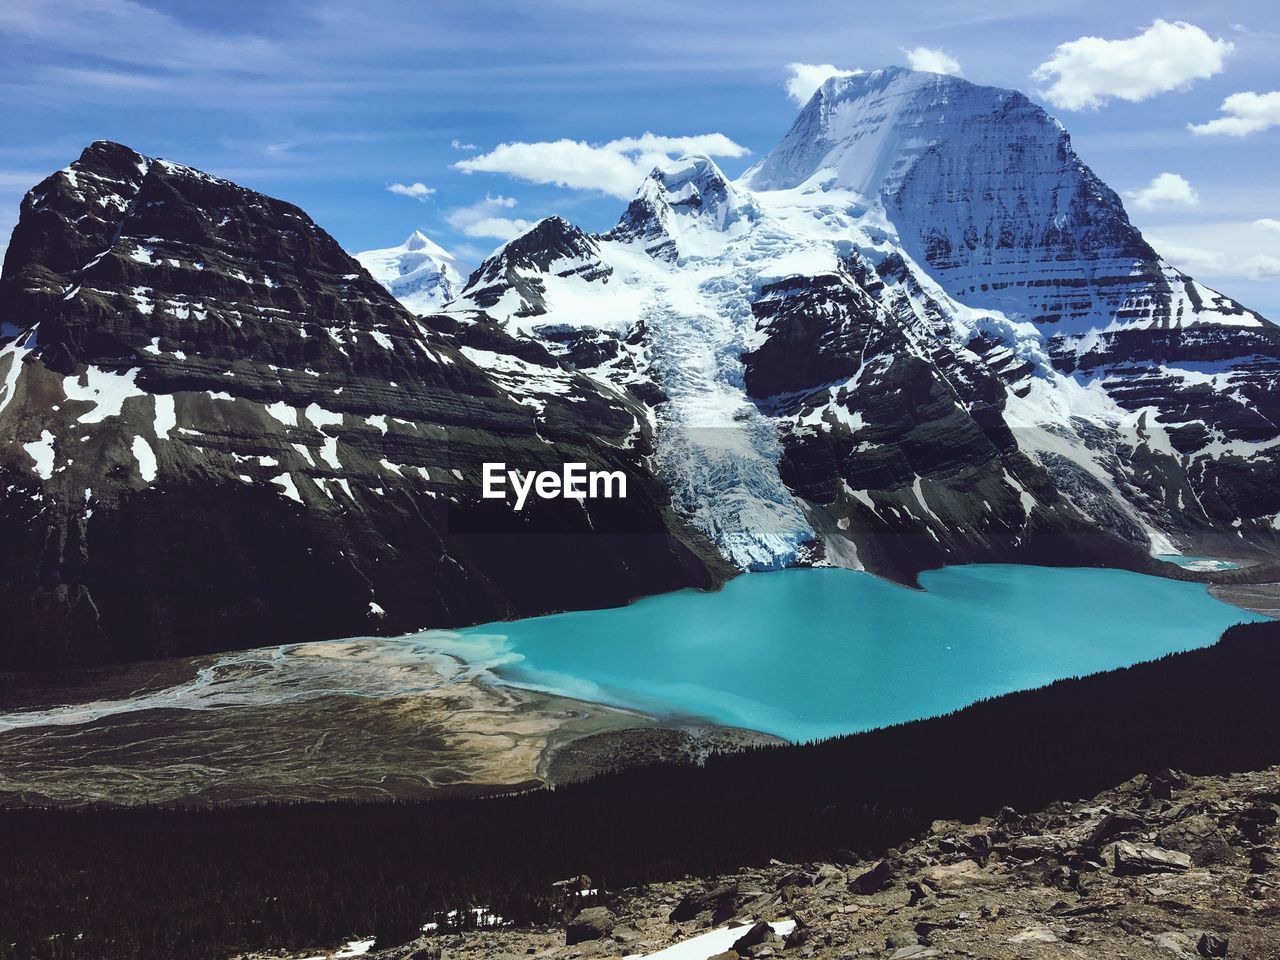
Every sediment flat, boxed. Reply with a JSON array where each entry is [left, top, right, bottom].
[[0, 643, 776, 807], [1211, 581, 1280, 619]]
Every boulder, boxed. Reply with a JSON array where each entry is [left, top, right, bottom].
[[1087, 812, 1146, 847], [814, 864, 845, 886], [776, 870, 814, 888], [890, 948, 941, 960], [783, 917, 812, 950], [565, 906, 616, 946], [1197, 932, 1228, 958], [1158, 815, 1236, 866], [1147, 769, 1188, 800], [1108, 841, 1192, 876], [1009, 835, 1064, 860], [1250, 845, 1276, 873], [1232, 805, 1278, 843], [552, 873, 593, 891], [886, 929, 920, 948], [848, 858, 896, 894], [669, 883, 743, 923], [730, 921, 779, 952]]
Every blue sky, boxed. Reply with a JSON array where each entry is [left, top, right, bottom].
[[1, 0, 1277, 315]]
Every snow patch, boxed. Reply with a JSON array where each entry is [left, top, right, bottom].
[[131, 435, 157, 482], [23, 430, 56, 480], [153, 394, 176, 439], [625, 921, 796, 960], [270, 472, 303, 503], [63, 367, 145, 424]]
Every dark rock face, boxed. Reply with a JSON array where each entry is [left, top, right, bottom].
[[1043, 326, 1280, 550], [461, 216, 612, 316], [742, 256, 1150, 582], [890, 94, 1189, 330], [0, 143, 720, 670]]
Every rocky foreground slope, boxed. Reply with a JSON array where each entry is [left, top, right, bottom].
[[377, 766, 1280, 960]]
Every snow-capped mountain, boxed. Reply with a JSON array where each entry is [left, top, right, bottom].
[[451, 67, 1280, 575], [4, 69, 1277, 667], [0, 142, 720, 669], [746, 67, 1262, 335], [355, 230, 462, 314]]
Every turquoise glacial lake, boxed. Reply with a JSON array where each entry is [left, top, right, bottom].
[[455, 565, 1264, 743]]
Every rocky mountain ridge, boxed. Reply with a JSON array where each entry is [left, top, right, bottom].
[[5, 66, 1280, 667], [0, 141, 721, 669]]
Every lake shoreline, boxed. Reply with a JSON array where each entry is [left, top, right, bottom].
[[0, 561, 1266, 806], [453, 563, 1264, 742]]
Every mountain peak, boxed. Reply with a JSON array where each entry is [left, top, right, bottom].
[[737, 67, 1266, 334], [607, 153, 757, 260], [355, 229, 460, 314], [742, 66, 1023, 196], [402, 229, 453, 260]]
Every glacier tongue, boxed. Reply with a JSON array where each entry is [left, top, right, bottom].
[[640, 274, 814, 571], [453, 197, 820, 570]]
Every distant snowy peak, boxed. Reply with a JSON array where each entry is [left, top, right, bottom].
[[742, 66, 1019, 196], [355, 230, 461, 315], [402, 229, 453, 260], [742, 66, 1267, 336], [608, 155, 758, 261]]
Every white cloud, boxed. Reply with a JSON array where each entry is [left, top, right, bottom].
[[1031, 20, 1233, 111], [1126, 173, 1199, 211], [450, 138, 477, 151], [446, 195, 534, 241], [387, 182, 436, 201], [453, 132, 749, 199], [1152, 238, 1280, 280], [1255, 218, 1280, 234], [902, 47, 963, 77], [1240, 254, 1280, 278], [1152, 239, 1226, 274], [1188, 91, 1280, 136], [784, 62, 863, 106]]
